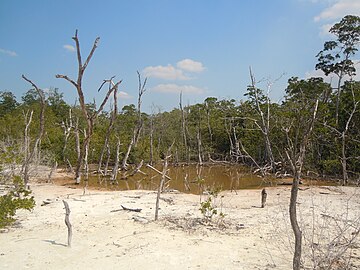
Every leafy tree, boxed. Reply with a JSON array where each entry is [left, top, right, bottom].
[[316, 15, 360, 124], [0, 91, 19, 117]]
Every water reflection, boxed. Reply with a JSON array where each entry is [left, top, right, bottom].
[[84, 164, 277, 195]]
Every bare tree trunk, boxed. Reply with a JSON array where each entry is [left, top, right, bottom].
[[98, 79, 118, 175], [149, 115, 154, 166], [62, 200, 72, 247], [205, 100, 213, 145], [61, 108, 74, 163], [289, 171, 302, 270], [121, 71, 146, 170], [47, 161, 58, 183], [180, 92, 188, 162], [325, 92, 358, 185], [285, 100, 319, 270], [22, 110, 33, 187], [122, 137, 134, 170], [111, 137, 121, 181], [341, 133, 348, 185], [155, 144, 173, 221], [21, 75, 46, 188], [261, 188, 267, 208], [249, 67, 276, 170], [83, 129, 89, 181], [224, 118, 235, 161], [56, 30, 121, 184], [197, 129, 203, 166]]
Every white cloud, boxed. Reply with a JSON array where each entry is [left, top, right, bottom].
[[177, 59, 205, 73], [0, 48, 17, 57], [63, 44, 76, 52], [143, 65, 189, 80], [118, 91, 132, 99], [151, 84, 206, 94], [319, 23, 334, 37], [314, 0, 360, 22]]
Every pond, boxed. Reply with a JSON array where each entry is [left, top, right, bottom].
[[69, 163, 337, 195]]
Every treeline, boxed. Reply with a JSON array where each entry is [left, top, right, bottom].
[[0, 15, 359, 184]]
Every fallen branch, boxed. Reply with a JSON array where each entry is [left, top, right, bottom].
[[146, 164, 171, 180], [121, 205, 142, 212]]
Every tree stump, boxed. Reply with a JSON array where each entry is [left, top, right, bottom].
[[261, 188, 267, 208], [62, 200, 72, 247]]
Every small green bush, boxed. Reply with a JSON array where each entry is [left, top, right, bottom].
[[199, 186, 225, 222], [0, 176, 35, 228]]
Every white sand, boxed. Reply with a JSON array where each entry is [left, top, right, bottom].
[[1, 177, 359, 269]]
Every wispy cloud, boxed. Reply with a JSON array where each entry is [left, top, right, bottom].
[[177, 59, 205, 73], [314, 0, 360, 22], [151, 83, 205, 94], [0, 48, 17, 57], [319, 23, 334, 37], [143, 64, 189, 80], [63, 44, 76, 52], [118, 91, 132, 99]]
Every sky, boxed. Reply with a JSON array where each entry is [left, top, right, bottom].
[[0, 0, 360, 113]]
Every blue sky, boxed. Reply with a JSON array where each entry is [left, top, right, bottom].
[[1, 0, 359, 112]]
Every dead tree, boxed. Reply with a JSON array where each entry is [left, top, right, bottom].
[[155, 143, 173, 221], [285, 100, 319, 270], [179, 92, 189, 163], [21, 75, 46, 187], [149, 114, 154, 166], [110, 136, 121, 182], [60, 108, 74, 165], [261, 188, 267, 208], [247, 67, 276, 171], [62, 200, 72, 247], [204, 99, 213, 146], [56, 30, 121, 184], [97, 77, 118, 175], [196, 107, 203, 165], [121, 71, 147, 170], [22, 110, 33, 187]]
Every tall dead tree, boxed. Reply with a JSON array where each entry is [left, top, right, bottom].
[[149, 114, 154, 166], [179, 92, 189, 163], [121, 71, 147, 170], [285, 100, 319, 270], [155, 143, 173, 221], [97, 77, 118, 175], [21, 75, 46, 187], [196, 107, 203, 165], [56, 30, 121, 184], [248, 67, 276, 171]]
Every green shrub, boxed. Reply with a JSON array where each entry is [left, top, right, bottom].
[[199, 186, 225, 222], [0, 176, 35, 228]]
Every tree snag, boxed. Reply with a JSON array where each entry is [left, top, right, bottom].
[[121, 71, 147, 170], [155, 143, 173, 221], [62, 200, 72, 247], [261, 188, 267, 208], [56, 30, 121, 184], [21, 75, 46, 188]]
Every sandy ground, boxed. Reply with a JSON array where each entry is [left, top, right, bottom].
[[0, 173, 359, 269]]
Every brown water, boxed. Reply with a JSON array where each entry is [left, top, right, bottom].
[[70, 164, 340, 194], [83, 164, 282, 194]]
